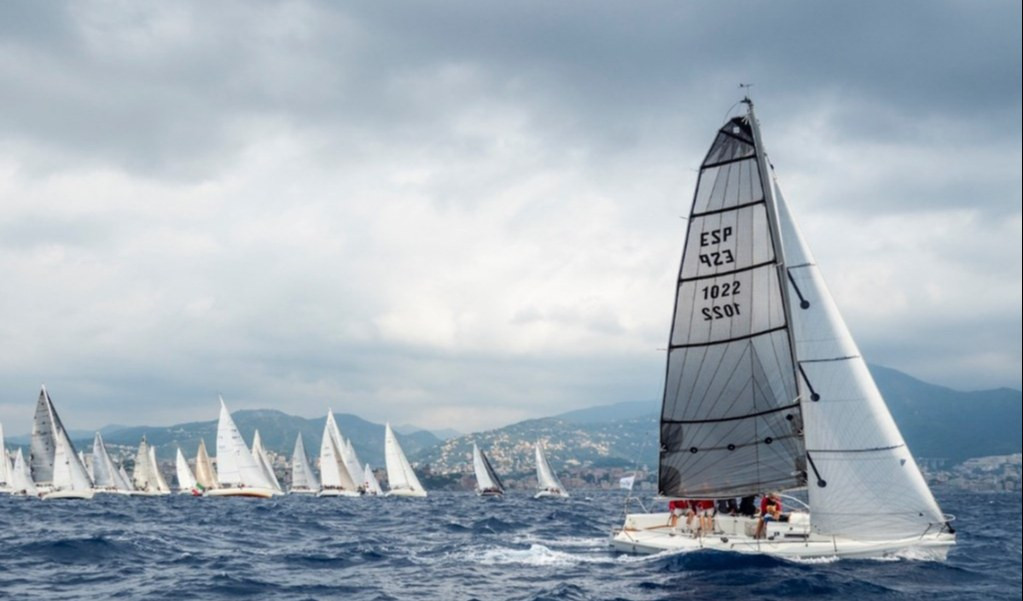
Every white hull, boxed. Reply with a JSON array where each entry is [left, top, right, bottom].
[[132, 489, 172, 497], [204, 486, 275, 499], [386, 489, 428, 498], [42, 489, 95, 500], [317, 488, 362, 498], [612, 512, 954, 560], [288, 488, 320, 495], [93, 488, 137, 496], [534, 490, 569, 499]]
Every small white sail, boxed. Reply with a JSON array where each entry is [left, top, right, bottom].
[[384, 423, 427, 497], [215, 396, 273, 490], [319, 410, 359, 494], [363, 463, 383, 496], [91, 432, 124, 492], [176, 447, 198, 492], [194, 439, 217, 490], [534, 442, 568, 498], [472, 442, 504, 495], [11, 448, 38, 496], [132, 437, 157, 492], [149, 446, 171, 493], [251, 430, 283, 494], [289, 434, 319, 493]]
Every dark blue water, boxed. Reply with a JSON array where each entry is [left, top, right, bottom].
[[0, 489, 1018, 600]]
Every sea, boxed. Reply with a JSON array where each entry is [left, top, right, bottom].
[[0, 489, 1019, 600]]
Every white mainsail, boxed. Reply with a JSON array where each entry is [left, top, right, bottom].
[[51, 425, 93, 494], [534, 442, 568, 497], [91, 432, 123, 491], [774, 184, 945, 539], [30, 386, 59, 487], [289, 433, 319, 493], [132, 437, 157, 492], [251, 430, 283, 494], [363, 463, 383, 496], [384, 423, 427, 497], [176, 447, 198, 492], [194, 439, 217, 490], [11, 448, 38, 496], [341, 438, 364, 486], [215, 396, 273, 490], [149, 446, 171, 493], [472, 442, 504, 494], [319, 410, 359, 493]]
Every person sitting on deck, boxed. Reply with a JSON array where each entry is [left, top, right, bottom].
[[754, 493, 783, 539], [667, 499, 690, 532], [738, 495, 757, 517], [694, 499, 716, 535]]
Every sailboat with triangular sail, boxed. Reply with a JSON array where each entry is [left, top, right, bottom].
[[92, 432, 133, 495], [289, 433, 320, 494], [318, 409, 361, 497], [176, 447, 199, 495], [32, 387, 94, 500], [0, 422, 10, 493], [472, 442, 504, 496], [383, 423, 427, 497], [251, 430, 284, 495], [611, 99, 956, 559], [363, 463, 383, 496], [10, 449, 38, 497], [132, 436, 169, 495], [206, 396, 276, 498], [534, 442, 569, 499], [193, 439, 217, 493]]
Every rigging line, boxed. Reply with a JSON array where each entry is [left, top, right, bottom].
[[786, 269, 810, 309], [799, 356, 860, 364]]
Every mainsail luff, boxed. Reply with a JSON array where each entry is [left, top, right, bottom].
[[658, 103, 805, 498], [773, 183, 947, 539]]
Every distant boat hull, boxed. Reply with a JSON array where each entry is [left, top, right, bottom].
[[288, 488, 319, 495], [41, 489, 95, 501], [611, 512, 954, 560], [317, 488, 362, 498], [477, 489, 503, 497], [93, 488, 137, 496], [534, 490, 569, 499], [204, 487, 275, 499], [386, 489, 428, 498]]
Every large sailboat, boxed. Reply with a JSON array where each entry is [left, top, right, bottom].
[[318, 409, 361, 497], [611, 100, 956, 559], [471, 442, 504, 497], [10, 448, 39, 497], [132, 437, 170, 495], [32, 387, 94, 500], [383, 423, 427, 497], [289, 433, 320, 494], [533, 442, 569, 499], [206, 396, 276, 498]]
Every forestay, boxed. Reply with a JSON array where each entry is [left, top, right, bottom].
[[659, 114, 805, 498]]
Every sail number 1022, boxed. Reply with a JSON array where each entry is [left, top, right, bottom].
[[700, 281, 741, 321]]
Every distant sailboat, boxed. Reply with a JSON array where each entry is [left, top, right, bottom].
[[116, 464, 134, 492], [0, 422, 10, 493], [363, 463, 383, 496], [384, 423, 427, 498], [534, 442, 569, 499], [289, 434, 320, 495], [132, 437, 169, 495], [472, 442, 504, 497], [10, 448, 38, 497], [611, 100, 956, 559], [92, 432, 133, 495], [206, 396, 275, 498], [175, 447, 199, 494], [193, 439, 217, 493], [251, 430, 284, 495], [318, 410, 361, 497], [34, 387, 94, 500]]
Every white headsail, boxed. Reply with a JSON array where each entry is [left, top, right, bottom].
[[91, 432, 124, 491], [472, 442, 504, 494], [149, 446, 171, 493], [132, 437, 158, 492], [319, 410, 358, 493], [289, 433, 319, 493], [11, 448, 38, 496], [363, 463, 383, 495], [216, 396, 273, 490], [384, 423, 427, 497], [251, 430, 283, 494], [176, 447, 198, 492], [534, 442, 568, 497]]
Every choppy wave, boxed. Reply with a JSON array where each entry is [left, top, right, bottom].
[[0, 489, 1018, 600]]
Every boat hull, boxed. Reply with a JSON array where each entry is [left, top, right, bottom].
[[204, 487, 275, 499], [288, 488, 319, 495], [41, 489, 95, 500], [317, 488, 362, 498], [534, 490, 569, 499], [611, 512, 955, 560], [386, 489, 428, 498]]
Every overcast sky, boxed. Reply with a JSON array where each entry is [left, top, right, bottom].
[[0, 1, 1019, 435]]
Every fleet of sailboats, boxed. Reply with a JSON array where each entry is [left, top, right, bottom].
[[610, 100, 957, 559]]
